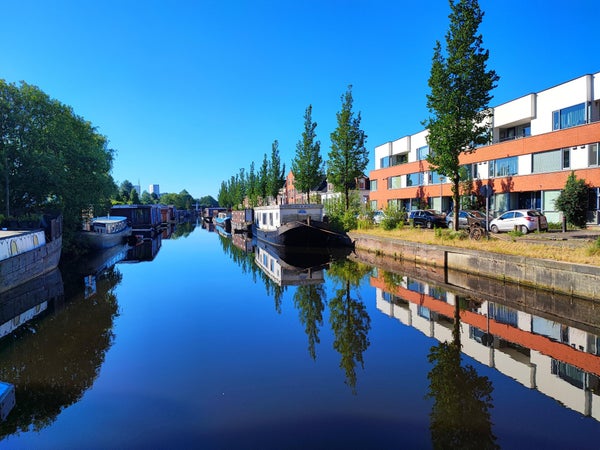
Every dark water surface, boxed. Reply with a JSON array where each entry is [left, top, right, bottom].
[[1, 221, 599, 449]]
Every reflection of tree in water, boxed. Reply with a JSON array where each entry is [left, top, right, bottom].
[[0, 266, 121, 439], [426, 301, 498, 449], [293, 284, 326, 360], [327, 259, 372, 393], [170, 220, 196, 239]]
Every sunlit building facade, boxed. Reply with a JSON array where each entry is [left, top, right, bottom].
[[369, 72, 600, 223]]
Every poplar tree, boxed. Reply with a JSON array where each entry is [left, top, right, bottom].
[[292, 105, 323, 203], [423, 0, 499, 231], [267, 140, 285, 205], [328, 85, 368, 211]]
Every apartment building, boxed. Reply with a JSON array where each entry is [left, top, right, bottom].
[[369, 72, 600, 223]]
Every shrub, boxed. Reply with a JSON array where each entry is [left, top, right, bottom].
[[587, 237, 600, 256]]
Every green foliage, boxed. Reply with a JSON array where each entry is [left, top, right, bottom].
[[380, 204, 407, 230], [0, 79, 117, 244], [423, 0, 499, 228], [427, 341, 498, 449], [292, 105, 323, 200], [587, 237, 600, 256], [554, 171, 589, 228], [267, 140, 285, 204], [328, 85, 368, 211], [324, 192, 361, 232]]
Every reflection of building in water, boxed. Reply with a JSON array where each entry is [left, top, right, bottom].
[[254, 242, 325, 287], [372, 272, 600, 421], [0, 268, 63, 340]]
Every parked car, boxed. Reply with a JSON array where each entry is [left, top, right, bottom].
[[489, 209, 548, 234], [409, 210, 447, 229], [446, 210, 489, 230], [373, 210, 385, 225]]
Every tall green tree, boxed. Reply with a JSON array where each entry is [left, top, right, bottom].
[[555, 171, 589, 228], [0, 80, 117, 241], [267, 140, 285, 205], [258, 153, 269, 205], [292, 105, 323, 203], [423, 0, 499, 231], [328, 85, 368, 210]]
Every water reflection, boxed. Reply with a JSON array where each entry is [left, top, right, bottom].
[[327, 259, 373, 392], [365, 249, 600, 422], [0, 265, 121, 438], [220, 229, 372, 392]]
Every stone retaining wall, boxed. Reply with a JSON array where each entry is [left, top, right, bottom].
[[349, 232, 600, 300]]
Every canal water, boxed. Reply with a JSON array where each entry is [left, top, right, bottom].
[[1, 220, 600, 449]]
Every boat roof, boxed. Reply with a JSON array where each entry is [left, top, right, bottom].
[[93, 216, 127, 223], [0, 229, 39, 240]]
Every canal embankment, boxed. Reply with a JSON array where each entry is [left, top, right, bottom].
[[348, 230, 600, 301]]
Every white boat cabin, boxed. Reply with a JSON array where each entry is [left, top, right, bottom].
[[85, 216, 128, 234], [0, 229, 46, 262], [254, 204, 324, 231]]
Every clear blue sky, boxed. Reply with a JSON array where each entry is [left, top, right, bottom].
[[1, 0, 598, 199]]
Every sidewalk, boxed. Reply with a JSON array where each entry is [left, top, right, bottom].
[[493, 225, 600, 247]]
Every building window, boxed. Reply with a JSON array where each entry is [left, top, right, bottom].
[[562, 148, 571, 169], [489, 156, 518, 177], [532, 149, 561, 173], [370, 200, 377, 210], [552, 103, 586, 130], [406, 173, 423, 187], [391, 153, 409, 166], [589, 143, 599, 167], [370, 180, 377, 191], [388, 176, 402, 189], [417, 146, 429, 161], [380, 156, 389, 169]]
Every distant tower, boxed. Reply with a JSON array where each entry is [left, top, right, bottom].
[[149, 184, 160, 196]]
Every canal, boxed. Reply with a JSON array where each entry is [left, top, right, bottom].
[[1, 220, 599, 449]]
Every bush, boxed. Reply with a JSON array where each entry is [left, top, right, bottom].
[[587, 237, 600, 256], [380, 204, 407, 230]]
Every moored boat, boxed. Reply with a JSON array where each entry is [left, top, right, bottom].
[[214, 211, 232, 233], [0, 214, 63, 295], [253, 204, 352, 248], [79, 216, 132, 250]]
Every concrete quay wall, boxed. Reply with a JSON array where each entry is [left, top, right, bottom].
[[349, 232, 600, 301]]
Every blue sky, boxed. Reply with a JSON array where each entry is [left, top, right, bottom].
[[1, 0, 598, 199]]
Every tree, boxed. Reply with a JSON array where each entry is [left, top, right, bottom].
[[0, 80, 117, 243], [258, 153, 269, 205], [555, 171, 588, 228], [423, 0, 499, 231], [267, 140, 285, 205], [119, 180, 134, 202], [292, 105, 323, 203], [328, 85, 368, 211]]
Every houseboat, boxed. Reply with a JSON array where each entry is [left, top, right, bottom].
[[253, 204, 352, 248], [214, 211, 232, 233], [254, 239, 326, 287], [0, 214, 63, 295], [79, 216, 132, 250], [110, 204, 162, 237]]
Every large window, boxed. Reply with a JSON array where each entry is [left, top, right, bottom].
[[380, 153, 409, 169], [532, 150, 561, 173], [552, 103, 586, 130], [390, 153, 408, 166], [388, 176, 402, 189], [370, 180, 377, 191], [489, 156, 518, 177], [416, 145, 429, 161], [406, 172, 424, 186]]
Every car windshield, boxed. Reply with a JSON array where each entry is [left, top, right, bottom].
[[470, 211, 485, 218]]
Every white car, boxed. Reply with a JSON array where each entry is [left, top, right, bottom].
[[373, 210, 385, 224], [489, 209, 548, 234]]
